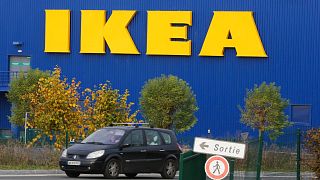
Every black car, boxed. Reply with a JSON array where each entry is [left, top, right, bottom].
[[59, 126, 182, 179]]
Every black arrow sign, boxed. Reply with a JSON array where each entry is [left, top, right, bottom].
[[200, 142, 209, 150]]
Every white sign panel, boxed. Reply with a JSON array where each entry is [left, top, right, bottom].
[[193, 137, 246, 159]]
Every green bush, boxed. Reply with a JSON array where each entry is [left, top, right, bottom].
[[239, 82, 291, 140], [139, 75, 198, 132], [6, 69, 50, 126]]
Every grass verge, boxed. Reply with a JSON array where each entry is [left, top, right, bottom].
[[0, 140, 60, 170]]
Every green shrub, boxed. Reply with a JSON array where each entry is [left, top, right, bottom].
[[239, 82, 291, 140], [140, 75, 198, 132], [6, 69, 49, 126]]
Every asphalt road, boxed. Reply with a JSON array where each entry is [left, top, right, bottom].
[[0, 174, 312, 180], [0, 172, 315, 180], [0, 174, 178, 180], [0, 174, 315, 180]]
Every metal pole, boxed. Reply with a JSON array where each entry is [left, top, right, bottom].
[[229, 159, 235, 180], [178, 152, 184, 180], [24, 112, 28, 144], [256, 131, 264, 180], [65, 131, 69, 148], [296, 129, 301, 180]]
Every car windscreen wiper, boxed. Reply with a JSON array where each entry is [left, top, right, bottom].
[[85, 142, 106, 145]]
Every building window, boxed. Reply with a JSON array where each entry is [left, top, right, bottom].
[[291, 105, 311, 125]]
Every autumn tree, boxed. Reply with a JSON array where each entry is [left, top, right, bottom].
[[82, 83, 138, 135], [139, 75, 198, 132], [25, 67, 84, 149], [22, 67, 137, 149], [304, 128, 320, 178], [239, 82, 291, 139], [6, 69, 49, 126], [239, 82, 291, 178]]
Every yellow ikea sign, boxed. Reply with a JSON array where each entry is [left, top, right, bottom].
[[44, 10, 267, 57]]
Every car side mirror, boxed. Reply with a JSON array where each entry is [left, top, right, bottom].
[[121, 144, 131, 149], [70, 139, 80, 145]]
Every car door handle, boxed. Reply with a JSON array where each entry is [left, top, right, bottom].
[[159, 149, 165, 152], [140, 150, 147, 152]]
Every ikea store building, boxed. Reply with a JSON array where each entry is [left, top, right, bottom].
[[0, 0, 319, 139]]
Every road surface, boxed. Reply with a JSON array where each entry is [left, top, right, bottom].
[[0, 172, 315, 179], [0, 174, 177, 180]]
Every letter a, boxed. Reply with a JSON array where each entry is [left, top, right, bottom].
[[200, 11, 267, 57]]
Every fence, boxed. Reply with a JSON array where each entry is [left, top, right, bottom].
[[178, 128, 316, 179], [16, 128, 72, 148], [2, 127, 317, 179]]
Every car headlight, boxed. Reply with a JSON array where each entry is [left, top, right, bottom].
[[61, 149, 67, 158], [86, 150, 105, 159]]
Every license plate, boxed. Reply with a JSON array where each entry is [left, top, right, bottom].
[[67, 161, 81, 166]]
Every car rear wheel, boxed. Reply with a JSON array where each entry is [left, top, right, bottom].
[[103, 159, 120, 179], [160, 159, 177, 179], [65, 171, 80, 178], [125, 173, 138, 178]]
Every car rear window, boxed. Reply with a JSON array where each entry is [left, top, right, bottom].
[[160, 132, 172, 144], [145, 130, 162, 146]]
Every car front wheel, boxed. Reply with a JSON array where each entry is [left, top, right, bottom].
[[65, 171, 80, 178], [103, 159, 120, 179], [160, 159, 177, 179]]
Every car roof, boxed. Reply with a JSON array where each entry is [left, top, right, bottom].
[[102, 126, 174, 133]]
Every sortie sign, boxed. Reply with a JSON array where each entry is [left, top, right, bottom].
[[193, 137, 246, 159]]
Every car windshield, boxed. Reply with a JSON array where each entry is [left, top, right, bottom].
[[81, 128, 125, 145]]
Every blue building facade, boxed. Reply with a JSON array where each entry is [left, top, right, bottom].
[[0, 0, 319, 138]]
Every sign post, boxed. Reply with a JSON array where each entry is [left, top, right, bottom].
[[193, 137, 247, 180]]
